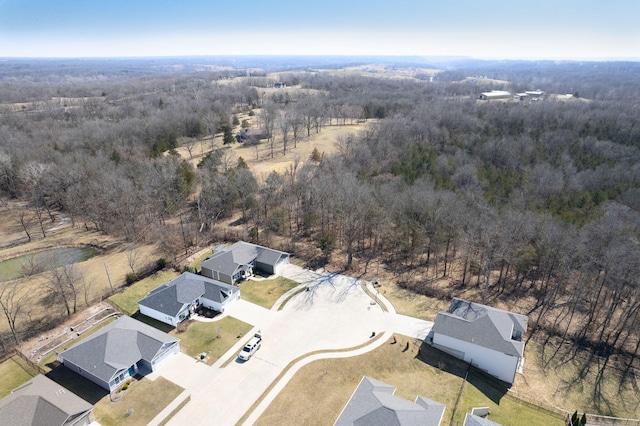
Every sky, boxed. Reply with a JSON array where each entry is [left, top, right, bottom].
[[0, 0, 638, 60]]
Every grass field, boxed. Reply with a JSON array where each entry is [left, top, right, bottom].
[[93, 377, 183, 426], [0, 356, 39, 398], [108, 269, 180, 315], [512, 340, 640, 419], [255, 336, 564, 426], [170, 316, 253, 365], [239, 276, 300, 309]]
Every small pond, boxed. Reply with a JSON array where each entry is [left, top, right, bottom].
[[0, 247, 98, 281]]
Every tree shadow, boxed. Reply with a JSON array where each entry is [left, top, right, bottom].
[[45, 361, 108, 404], [415, 342, 509, 404]]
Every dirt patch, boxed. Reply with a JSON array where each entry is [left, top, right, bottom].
[[18, 301, 118, 363]]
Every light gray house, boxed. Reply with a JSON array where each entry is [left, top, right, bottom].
[[431, 298, 528, 384], [464, 413, 502, 425], [334, 376, 446, 426], [58, 316, 180, 392], [0, 374, 93, 426], [200, 241, 290, 285], [137, 272, 240, 326]]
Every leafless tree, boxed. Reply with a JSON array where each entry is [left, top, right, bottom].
[[0, 279, 30, 344]]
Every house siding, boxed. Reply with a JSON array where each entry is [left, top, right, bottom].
[[139, 305, 178, 327], [61, 358, 113, 391], [432, 333, 520, 383], [152, 342, 180, 367], [201, 267, 233, 285]]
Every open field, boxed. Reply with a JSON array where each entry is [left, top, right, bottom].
[[93, 377, 183, 426], [256, 335, 564, 426], [511, 340, 640, 419], [173, 120, 370, 178]]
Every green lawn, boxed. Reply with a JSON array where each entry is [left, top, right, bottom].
[[255, 336, 565, 426], [189, 250, 213, 272], [170, 316, 253, 365], [239, 276, 300, 309], [94, 377, 183, 426], [0, 356, 39, 398], [455, 370, 564, 425], [109, 270, 179, 315]]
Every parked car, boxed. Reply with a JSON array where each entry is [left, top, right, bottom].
[[238, 333, 262, 361]]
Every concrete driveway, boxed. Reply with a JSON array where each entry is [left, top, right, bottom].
[[155, 264, 432, 426]]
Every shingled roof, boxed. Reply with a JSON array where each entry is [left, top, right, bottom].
[[201, 241, 288, 276], [335, 376, 445, 426], [463, 413, 502, 426], [138, 272, 238, 317], [59, 316, 178, 384], [432, 298, 528, 358], [0, 375, 93, 426]]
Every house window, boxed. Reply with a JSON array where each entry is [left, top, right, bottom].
[[114, 372, 126, 384]]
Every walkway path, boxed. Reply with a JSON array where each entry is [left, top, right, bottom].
[[149, 264, 432, 426]]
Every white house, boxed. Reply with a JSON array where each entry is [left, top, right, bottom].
[[137, 272, 240, 327], [58, 316, 180, 392], [200, 241, 290, 285], [431, 298, 528, 384], [478, 90, 512, 100]]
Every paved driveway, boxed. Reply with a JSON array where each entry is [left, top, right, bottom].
[[157, 264, 432, 426]]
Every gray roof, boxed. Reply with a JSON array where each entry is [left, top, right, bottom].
[[432, 298, 528, 358], [0, 374, 93, 426], [464, 413, 502, 426], [138, 272, 239, 317], [59, 316, 178, 383], [335, 376, 445, 426], [201, 241, 288, 276]]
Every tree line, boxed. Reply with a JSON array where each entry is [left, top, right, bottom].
[[1, 60, 640, 381]]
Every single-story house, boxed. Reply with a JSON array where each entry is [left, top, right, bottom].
[[200, 241, 290, 285], [58, 316, 180, 392], [431, 298, 528, 384], [137, 272, 240, 326], [334, 376, 446, 426], [478, 90, 511, 100], [0, 374, 93, 426]]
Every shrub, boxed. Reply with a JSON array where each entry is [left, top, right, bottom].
[[125, 273, 138, 286], [156, 258, 167, 270]]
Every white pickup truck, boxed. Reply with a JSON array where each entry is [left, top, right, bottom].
[[238, 333, 262, 361]]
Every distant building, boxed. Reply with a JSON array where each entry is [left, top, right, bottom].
[[478, 90, 511, 100], [236, 127, 268, 144], [524, 89, 545, 97]]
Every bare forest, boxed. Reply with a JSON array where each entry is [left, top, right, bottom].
[[2, 58, 640, 390]]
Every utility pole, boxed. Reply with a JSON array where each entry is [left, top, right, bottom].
[[104, 261, 114, 293]]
